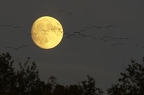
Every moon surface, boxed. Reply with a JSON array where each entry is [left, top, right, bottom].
[[31, 16, 63, 49]]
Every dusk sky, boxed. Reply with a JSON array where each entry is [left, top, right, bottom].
[[0, 0, 144, 94]]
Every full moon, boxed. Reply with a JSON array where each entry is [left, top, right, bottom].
[[31, 16, 63, 49]]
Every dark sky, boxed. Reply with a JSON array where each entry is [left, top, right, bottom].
[[0, 0, 144, 94]]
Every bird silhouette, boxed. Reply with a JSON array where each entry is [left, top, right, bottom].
[[6, 47, 19, 50], [67, 12, 72, 15], [6, 44, 29, 50], [59, 10, 72, 15]]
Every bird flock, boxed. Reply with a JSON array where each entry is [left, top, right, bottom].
[[58, 10, 133, 47], [63, 24, 130, 45], [0, 24, 20, 29], [0, 9, 143, 51], [6, 45, 29, 50], [0, 22, 143, 49], [0, 23, 29, 50], [0, 23, 27, 33]]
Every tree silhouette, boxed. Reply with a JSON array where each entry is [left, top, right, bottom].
[[0, 53, 17, 95], [107, 58, 144, 95], [51, 75, 104, 95], [0, 52, 104, 95], [0, 52, 42, 95], [78, 75, 104, 95]]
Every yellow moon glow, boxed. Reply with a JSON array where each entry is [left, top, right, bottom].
[[31, 16, 63, 49]]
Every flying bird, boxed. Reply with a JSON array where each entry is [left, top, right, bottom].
[[6, 47, 19, 50], [59, 10, 72, 15]]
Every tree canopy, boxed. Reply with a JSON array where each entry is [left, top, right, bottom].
[[107, 58, 144, 95], [1, 52, 144, 95], [0, 52, 104, 95]]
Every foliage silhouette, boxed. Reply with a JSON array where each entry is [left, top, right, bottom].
[[0, 52, 42, 95], [78, 75, 104, 95], [0, 53, 17, 95], [0, 52, 103, 95], [107, 58, 144, 95]]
